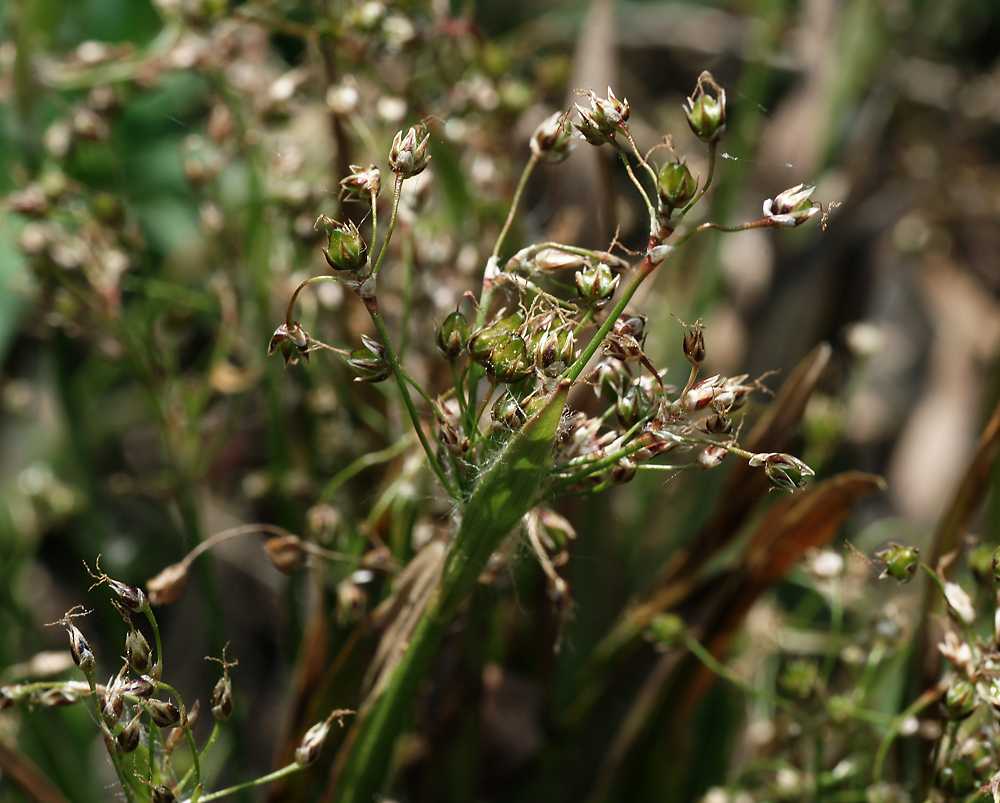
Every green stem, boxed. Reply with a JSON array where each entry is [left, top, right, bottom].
[[371, 173, 404, 279], [680, 140, 717, 217], [477, 154, 540, 330], [367, 306, 458, 499], [871, 681, 946, 792], [332, 383, 569, 803], [198, 763, 302, 801], [685, 634, 794, 712]]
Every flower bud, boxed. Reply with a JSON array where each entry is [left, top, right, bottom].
[[40, 687, 79, 706], [575, 262, 619, 308], [646, 613, 686, 648], [117, 712, 142, 754], [611, 459, 636, 484], [683, 324, 705, 367], [534, 327, 574, 376], [437, 418, 469, 456], [487, 336, 532, 383], [101, 691, 124, 729], [346, 335, 391, 382], [66, 623, 96, 678], [684, 71, 726, 143], [941, 679, 978, 721], [211, 674, 234, 722], [748, 452, 815, 492], [106, 578, 148, 613], [145, 698, 181, 729], [336, 579, 367, 626], [339, 163, 381, 201], [874, 542, 920, 584], [593, 358, 631, 402], [436, 310, 471, 360], [468, 311, 525, 364], [935, 759, 974, 795], [323, 220, 367, 273], [616, 385, 653, 429], [265, 535, 306, 573], [295, 719, 332, 767], [657, 160, 698, 215], [697, 444, 728, 469], [491, 391, 527, 432], [389, 125, 431, 178], [151, 785, 177, 803], [763, 184, 819, 228], [574, 87, 629, 146], [166, 700, 197, 756], [126, 627, 153, 676], [268, 322, 312, 367], [530, 111, 574, 164]]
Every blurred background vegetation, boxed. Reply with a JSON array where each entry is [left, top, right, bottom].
[[1, 0, 999, 801]]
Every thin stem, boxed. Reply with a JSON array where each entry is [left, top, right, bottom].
[[285, 275, 340, 327], [685, 634, 795, 713], [367, 306, 458, 499], [477, 153, 540, 330], [871, 681, 946, 792], [320, 437, 414, 503], [198, 763, 302, 802], [372, 173, 404, 279], [612, 141, 656, 230], [680, 140, 717, 217]]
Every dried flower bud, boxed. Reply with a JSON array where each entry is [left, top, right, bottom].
[[682, 323, 705, 367], [534, 327, 574, 376], [593, 358, 631, 402], [126, 627, 153, 676], [323, 220, 367, 273], [491, 391, 528, 432], [530, 111, 574, 164], [657, 160, 698, 215], [748, 452, 816, 492], [146, 562, 189, 606], [65, 622, 96, 678], [211, 674, 234, 722], [616, 385, 653, 429], [166, 700, 198, 756], [575, 263, 619, 308], [145, 698, 181, 729], [389, 125, 431, 178], [268, 322, 312, 368], [40, 687, 79, 706], [436, 311, 471, 360], [336, 579, 367, 626], [265, 535, 306, 573], [611, 459, 636, 484], [339, 163, 381, 201], [604, 315, 647, 361], [123, 675, 157, 698], [702, 412, 732, 435], [295, 719, 332, 767], [101, 691, 124, 729], [306, 504, 341, 541], [941, 679, 978, 721], [438, 418, 470, 456], [346, 335, 391, 382], [874, 542, 920, 584], [151, 785, 177, 803], [763, 184, 819, 228], [697, 446, 729, 469], [117, 712, 142, 754], [684, 71, 726, 143]]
